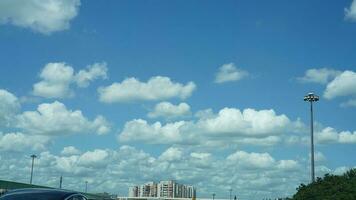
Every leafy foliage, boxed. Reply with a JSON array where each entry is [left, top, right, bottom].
[[291, 168, 356, 200]]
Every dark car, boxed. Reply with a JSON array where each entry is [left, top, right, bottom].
[[0, 188, 88, 200]]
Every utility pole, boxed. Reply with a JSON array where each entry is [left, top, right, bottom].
[[85, 181, 88, 193], [30, 154, 37, 184], [59, 175, 63, 189], [304, 92, 319, 183], [229, 189, 232, 200], [212, 193, 215, 200]]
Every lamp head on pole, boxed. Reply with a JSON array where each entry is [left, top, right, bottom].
[[31, 154, 37, 159], [304, 92, 319, 102]]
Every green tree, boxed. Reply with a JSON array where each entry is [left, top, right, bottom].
[[292, 168, 356, 200]]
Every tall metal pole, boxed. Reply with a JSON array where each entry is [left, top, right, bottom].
[[229, 189, 232, 200], [304, 92, 319, 183], [310, 101, 315, 183], [30, 154, 37, 184], [212, 193, 215, 200], [59, 175, 63, 189], [85, 181, 88, 193]]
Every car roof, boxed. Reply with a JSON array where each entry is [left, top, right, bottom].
[[4, 188, 81, 198]]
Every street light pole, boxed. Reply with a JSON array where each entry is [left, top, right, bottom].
[[229, 189, 232, 200], [85, 181, 88, 193], [212, 193, 215, 200], [30, 154, 37, 184], [304, 92, 319, 183]]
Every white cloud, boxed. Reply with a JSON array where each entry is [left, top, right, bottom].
[[227, 151, 275, 169], [78, 149, 110, 168], [16, 101, 110, 136], [0, 0, 80, 34], [215, 63, 249, 83], [119, 119, 185, 144], [159, 147, 183, 161], [316, 127, 356, 144], [345, 0, 356, 21], [197, 108, 292, 137], [98, 76, 196, 103], [0, 89, 20, 126], [0, 132, 50, 152], [33, 62, 108, 98], [75, 62, 108, 87], [297, 68, 341, 84], [0, 145, 328, 200], [119, 107, 301, 147], [148, 102, 191, 119], [33, 62, 75, 98], [61, 146, 81, 156], [324, 70, 356, 99]]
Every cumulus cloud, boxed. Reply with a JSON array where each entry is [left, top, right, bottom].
[[297, 68, 341, 84], [215, 63, 249, 83], [98, 76, 196, 103], [61, 146, 81, 156], [324, 70, 356, 99], [119, 107, 301, 147], [16, 101, 110, 136], [75, 62, 108, 87], [159, 147, 183, 161], [0, 89, 20, 126], [2, 145, 341, 199], [299, 69, 356, 106], [316, 127, 356, 144], [78, 149, 110, 168], [0, 0, 80, 34], [0, 0, 80, 35], [0, 132, 50, 152], [148, 102, 191, 119], [196, 108, 292, 137], [33, 62, 108, 98], [119, 119, 185, 144], [345, 0, 356, 21], [227, 151, 275, 169]]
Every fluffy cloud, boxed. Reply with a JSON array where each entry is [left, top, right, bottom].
[[98, 76, 196, 103], [33, 63, 75, 98], [75, 62, 108, 87], [324, 70, 356, 99], [0, 132, 50, 152], [297, 68, 340, 84], [159, 147, 183, 161], [61, 146, 81, 156], [345, 0, 356, 21], [215, 63, 249, 83], [119, 107, 301, 146], [316, 127, 356, 144], [148, 102, 191, 119], [2, 145, 348, 200], [299, 69, 356, 106], [0, 0, 80, 34], [77, 149, 110, 168], [227, 151, 275, 169], [119, 119, 185, 144], [33, 62, 107, 98], [0, 89, 20, 126], [16, 101, 110, 136]]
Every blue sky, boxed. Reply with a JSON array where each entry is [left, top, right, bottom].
[[0, 0, 356, 199]]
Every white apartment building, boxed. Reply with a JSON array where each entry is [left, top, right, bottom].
[[129, 180, 196, 198]]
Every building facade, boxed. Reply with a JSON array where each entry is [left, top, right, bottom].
[[129, 180, 196, 198]]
